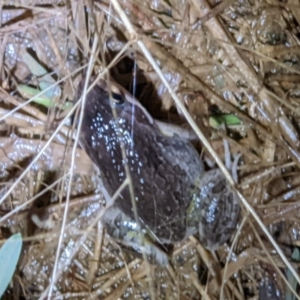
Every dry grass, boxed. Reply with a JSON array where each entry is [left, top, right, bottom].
[[1, 0, 300, 299]]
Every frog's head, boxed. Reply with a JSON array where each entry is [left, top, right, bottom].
[[75, 78, 162, 198], [76, 78, 154, 130]]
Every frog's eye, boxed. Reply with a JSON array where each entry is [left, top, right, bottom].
[[111, 92, 125, 106]]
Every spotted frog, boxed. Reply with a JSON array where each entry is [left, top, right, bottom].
[[76, 78, 240, 264]]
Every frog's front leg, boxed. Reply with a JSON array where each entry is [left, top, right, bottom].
[[101, 205, 169, 265]]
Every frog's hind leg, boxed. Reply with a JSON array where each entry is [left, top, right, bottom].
[[196, 169, 240, 250], [186, 139, 241, 251], [101, 205, 169, 265], [195, 138, 241, 250]]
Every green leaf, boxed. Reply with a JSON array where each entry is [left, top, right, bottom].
[[17, 85, 72, 110], [209, 114, 241, 129], [0, 233, 23, 298]]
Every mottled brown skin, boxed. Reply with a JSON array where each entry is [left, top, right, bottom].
[[76, 79, 204, 243], [190, 169, 240, 250], [76, 79, 240, 258]]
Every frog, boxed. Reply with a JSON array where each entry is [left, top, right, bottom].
[[75, 78, 240, 265]]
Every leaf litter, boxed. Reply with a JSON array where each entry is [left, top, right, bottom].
[[1, 0, 300, 299]]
